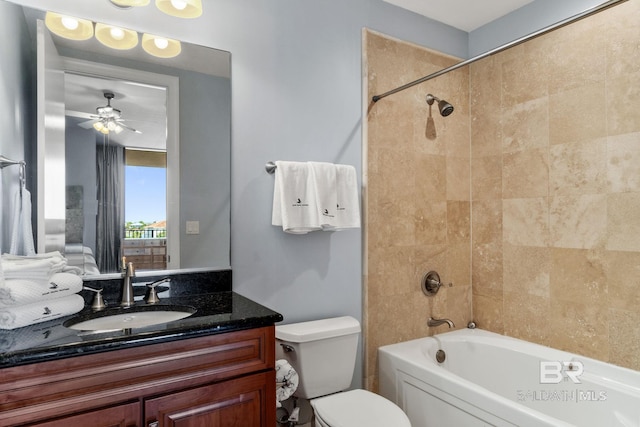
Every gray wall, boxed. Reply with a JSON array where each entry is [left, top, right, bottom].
[[0, 1, 34, 254], [469, 0, 611, 56]]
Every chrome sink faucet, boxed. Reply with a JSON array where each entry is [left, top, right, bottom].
[[121, 257, 136, 307], [428, 317, 455, 328]]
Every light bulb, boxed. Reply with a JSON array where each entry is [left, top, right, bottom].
[[61, 17, 79, 31], [107, 120, 117, 131], [170, 0, 187, 10], [100, 127, 110, 134], [154, 38, 169, 50], [93, 122, 105, 132], [110, 27, 126, 40]]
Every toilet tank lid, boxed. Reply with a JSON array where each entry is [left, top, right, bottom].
[[275, 316, 361, 343]]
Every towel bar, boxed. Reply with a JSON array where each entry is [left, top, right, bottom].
[[265, 161, 277, 174]]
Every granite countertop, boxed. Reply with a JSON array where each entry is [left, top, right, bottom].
[[0, 271, 283, 369]]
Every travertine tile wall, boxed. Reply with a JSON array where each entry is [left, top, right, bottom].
[[471, 0, 640, 370], [364, 0, 640, 391], [363, 30, 472, 391]]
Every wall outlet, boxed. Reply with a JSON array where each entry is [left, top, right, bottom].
[[186, 220, 200, 235]]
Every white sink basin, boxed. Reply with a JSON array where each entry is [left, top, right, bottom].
[[65, 305, 196, 331]]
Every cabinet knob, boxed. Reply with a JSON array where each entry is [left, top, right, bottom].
[[148, 422, 159, 427]]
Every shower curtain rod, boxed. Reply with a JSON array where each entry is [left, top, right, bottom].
[[0, 155, 25, 169], [371, 0, 627, 104]]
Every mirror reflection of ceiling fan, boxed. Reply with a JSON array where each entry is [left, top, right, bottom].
[[69, 91, 142, 135]]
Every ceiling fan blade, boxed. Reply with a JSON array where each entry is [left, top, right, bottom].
[[66, 110, 97, 119], [77, 119, 99, 129], [119, 122, 142, 134]]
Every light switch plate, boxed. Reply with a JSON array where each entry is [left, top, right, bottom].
[[186, 220, 200, 234]]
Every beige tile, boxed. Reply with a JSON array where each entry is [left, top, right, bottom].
[[503, 291, 549, 346], [605, 250, 640, 312], [604, 1, 640, 81], [502, 243, 550, 298], [472, 292, 504, 334], [447, 243, 471, 287], [503, 198, 549, 247], [607, 72, 640, 137], [446, 156, 470, 201], [548, 299, 609, 361], [503, 148, 549, 199], [501, 97, 549, 153], [367, 245, 415, 298], [413, 153, 447, 202], [447, 201, 470, 244], [549, 83, 607, 145], [609, 308, 640, 371], [501, 46, 549, 107], [606, 192, 640, 252], [550, 248, 607, 305], [414, 200, 447, 246], [549, 194, 607, 249], [607, 132, 640, 193], [549, 138, 607, 196], [472, 200, 502, 244], [471, 155, 502, 200], [471, 241, 503, 294]]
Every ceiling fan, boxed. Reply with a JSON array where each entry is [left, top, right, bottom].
[[70, 91, 141, 135]]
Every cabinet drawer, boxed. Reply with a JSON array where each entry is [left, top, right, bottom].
[[27, 401, 140, 427]]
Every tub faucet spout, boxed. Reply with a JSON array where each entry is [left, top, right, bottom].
[[428, 317, 455, 328]]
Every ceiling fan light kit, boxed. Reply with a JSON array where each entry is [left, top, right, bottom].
[[95, 23, 139, 50], [44, 12, 94, 41]]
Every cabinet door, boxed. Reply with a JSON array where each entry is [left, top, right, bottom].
[[145, 371, 273, 427], [27, 402, 139, 427]]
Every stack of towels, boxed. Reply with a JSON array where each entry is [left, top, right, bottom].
[[0, 252, 85, 330], [272, 161, 361, 234]]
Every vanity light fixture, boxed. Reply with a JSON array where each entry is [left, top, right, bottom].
[[95, 23, 139, 50], [108, 0, 202, 18], [44, 12, 94, 41], [141, 33, 181, 58], [155, 0, 203, 18], [110, 0, 150, 6]]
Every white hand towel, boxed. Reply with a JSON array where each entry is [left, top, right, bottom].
[[308, 162, 338, 230], [272, 161, 321, 234], [0, 294, 85, 330], [332, 164, 361, 230], [0, 273, 83, 308], [9, 187, 36, 256]]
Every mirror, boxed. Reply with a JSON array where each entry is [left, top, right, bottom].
[[4, 2, 231, 277]]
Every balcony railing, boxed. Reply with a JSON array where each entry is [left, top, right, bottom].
[[124, 228, 166, 239]]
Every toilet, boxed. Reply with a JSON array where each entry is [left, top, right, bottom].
[[275, 316, 411, 427]]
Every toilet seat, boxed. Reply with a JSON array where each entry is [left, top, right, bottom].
[[311, 389, 411, 427]]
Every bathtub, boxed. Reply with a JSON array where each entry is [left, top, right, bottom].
[[378, 328, 640, 427]]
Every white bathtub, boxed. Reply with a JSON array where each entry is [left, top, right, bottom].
[[378, 328, 640, 427]]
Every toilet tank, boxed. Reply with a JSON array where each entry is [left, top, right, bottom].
[[275, 316, 361, 399]]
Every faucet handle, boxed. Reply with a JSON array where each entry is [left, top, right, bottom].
[[144, 277, 170, 304], [83, 287, 106, 311], [126, 261, 136, 277]]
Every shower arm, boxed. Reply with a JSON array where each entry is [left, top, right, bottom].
[[370, 0, 627, 104]]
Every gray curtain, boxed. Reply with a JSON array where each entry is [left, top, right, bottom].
[[96, 142, 124, 273]]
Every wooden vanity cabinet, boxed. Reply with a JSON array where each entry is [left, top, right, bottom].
[[0, 326, 276, 427]]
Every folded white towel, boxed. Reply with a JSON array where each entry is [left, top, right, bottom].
[[0, 273, 83, 308], [0, 294, 85, 330], [272, 161, 322, 234], [332, 164, 361, 230], [308, 162, 338, 230], [1, 252, 68, 284]]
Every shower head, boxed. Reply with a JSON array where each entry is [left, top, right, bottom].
[[426, 94, 454, 117]]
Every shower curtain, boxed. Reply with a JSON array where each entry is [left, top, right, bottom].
[[96, 143, 124, 273]]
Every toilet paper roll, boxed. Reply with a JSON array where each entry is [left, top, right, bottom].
[[275, 359, 299, 407]]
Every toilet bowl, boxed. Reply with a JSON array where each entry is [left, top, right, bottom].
[[275, 316, 411, 427]]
